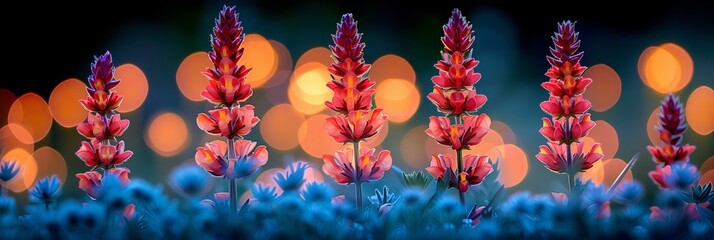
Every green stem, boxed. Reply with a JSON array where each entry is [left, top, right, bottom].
[[455, 115, 465, 205], [564, 116, 574, 195], [227, 138, 238, 213], [353, 141, 363, 209], [457, 148, 465, 205]]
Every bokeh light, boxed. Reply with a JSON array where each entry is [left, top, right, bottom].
[[0, 88, 18, 127], [260, 104, 306, 151], [49, 78, 87, 127], [374, 78, 420, 123], [0, 124, 34, 155], [242, 34, 278, 88], [176, 52, 212, 102], [263, 40, 293, 89], [660, 43, 693, 92], [495, 144, 528, 188], [424, 133, 454, 164], [491, 120, 516, 144], [578, 160, 605, 185], [297, 113, 341, 158], [582, 64, 621, 112], [370, 54, 416, 84], [700, 169, 714, 185], [288, 62, 331, 115], [588, 120, 619, 160], [32, 146, 67, 188], [146, 112, 189, 157], [646, 107, 660, 146], [464, 129, 503, 162], [7, 93, 52, 143], [685, 86, 714, 135], [295, 47, 332, 68], [401, 125, 430, 168], [1, 148, 37, 192], [638, 46, 682, 93], [602, 158, 632, 188], [700, 156, 714, 174], [114, 64, 150, 113]]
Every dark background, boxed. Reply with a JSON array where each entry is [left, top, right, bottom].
[[1, 1, 713, 203]]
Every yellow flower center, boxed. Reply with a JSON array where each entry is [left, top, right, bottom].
[[219, 110, 228, 122], [345, 74, 356, 88], [354, 111, 363, 123], [347, 89, 354, 102], [450, 125, 459, 137], [362, 155, 370, 168]]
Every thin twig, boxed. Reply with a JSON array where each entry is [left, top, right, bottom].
[[606, 152, 640, 195]]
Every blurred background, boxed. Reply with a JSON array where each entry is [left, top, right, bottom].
[[1, 1, 713, 207]]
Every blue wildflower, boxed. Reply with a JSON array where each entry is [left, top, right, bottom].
[[368, 185, 397, 206], [581, 182, 609, 207], [0, 161, 20, 183], [251, 184, 278, 203], [96, 173, 130, 211], [168, 164, 210, 198], [274, 162, 308, 193], [126, 179, 164, 206], [665, 162, 700, 190], [275, 193, 304, 215], [29, 175, 62, 208], [0, 195, 15, 216], [400, 188, 426, 208], [58, 201, 105, 238], [432, 196, 462, 226], [657, 189, 685, 210], [612, 180, 644, 205], [302, 182, 334, 203], [473, 219, 501, 238], [500, 192, 533, 215]]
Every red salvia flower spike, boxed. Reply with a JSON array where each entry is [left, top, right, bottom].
[[441, 8, 474, 56], [536, 21, 602, 179], [547, 21, 583, 68], [657, 94, 687, 146], [80, 52, 125, 115], [87, 51, 120, 94], [201, 6, 253, 107], [647, 94, 695, 166]]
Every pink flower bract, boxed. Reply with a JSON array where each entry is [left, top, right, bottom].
[[324, 109, 387, 143], [322, 147, 392, 185], [425, 114, 490, 151], [196, 105, 260, 139]]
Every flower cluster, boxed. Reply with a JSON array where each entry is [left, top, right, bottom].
[[2, 9, 714, 239], [535, 21, 603, 179], [647, 94, 698, 190], [194, 6, 267, 211], [425, 9, 493, 197], [74, 51, 134, 199], [321, 13, 392, 209]]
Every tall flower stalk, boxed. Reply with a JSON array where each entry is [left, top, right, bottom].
[[195, 6, 267, 213], [647, 94, 697, 189], [425, 9, 493, 205], [322, 13, 392, 209], [75, 51, 133, 199], [535, 21, 603, 193]]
